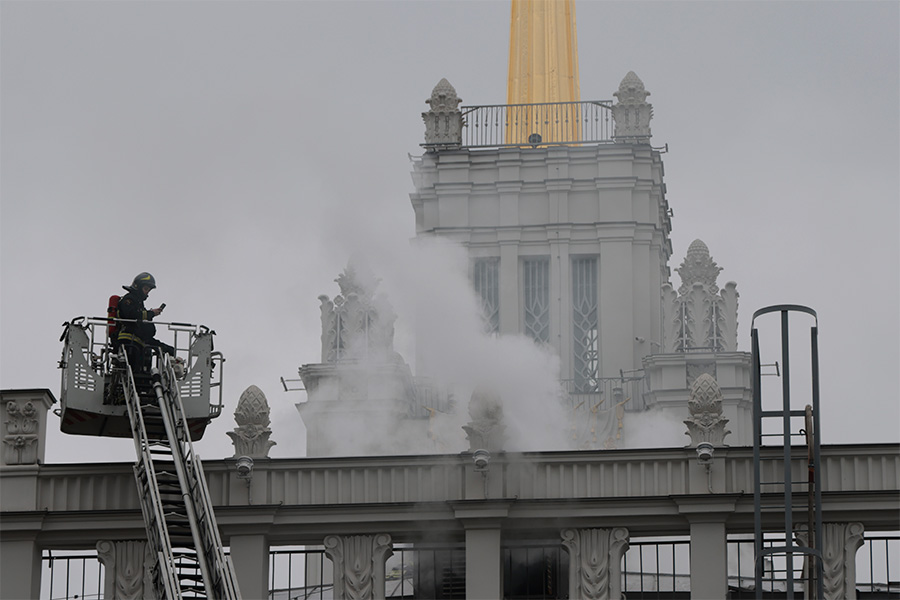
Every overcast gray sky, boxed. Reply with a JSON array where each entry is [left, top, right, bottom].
[[2, 1, 898, 463]]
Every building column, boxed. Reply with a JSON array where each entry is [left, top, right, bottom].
[[599, 238, 634, 378], [689, 521, 728, 599], [676, 497, 735, 599], [561, 527, 630, 600], [454, 504, 509, 600], [323, 533, 393, 600], [230, 534, 270, 600], [550, 231, 571, 378], [0, 538, 42, 600], [465, 527, 502, 599]]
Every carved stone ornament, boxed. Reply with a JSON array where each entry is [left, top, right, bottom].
[[319, 263, 397, 362], [462, 385, 507, 452], [97, 540, 157, 600], [676, 239, 722, 295], [227, 385, 276, 458], [660, 240, 740, 352], [2, 400, 39, 465], [568, 386, 629, 450], [612, 71, 653, 142], [423, 78, 463, 146], [561, 527, 630, 600], [324, 533, 393, 600], [684, 373, 731, 447], [795, 522, 865, 600]]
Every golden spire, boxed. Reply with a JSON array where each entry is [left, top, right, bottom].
[[506, 0, 581, 144]]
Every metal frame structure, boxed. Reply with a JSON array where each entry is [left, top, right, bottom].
[[751, 304, 824, 599]]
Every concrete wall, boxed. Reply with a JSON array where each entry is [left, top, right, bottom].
[[410, 144, 672, 384]]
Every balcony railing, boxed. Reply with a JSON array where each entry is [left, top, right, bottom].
[[458, 100, 614, 149], [561, 374, 648, 412]]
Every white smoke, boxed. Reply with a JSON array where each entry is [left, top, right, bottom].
[[298, 234, 575, 456]]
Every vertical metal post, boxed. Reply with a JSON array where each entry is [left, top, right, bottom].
[[810, 325, 824, 599], [780, 310, 794, 598], [752, 327, 763, 599]]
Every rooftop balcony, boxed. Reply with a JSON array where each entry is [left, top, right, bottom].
[[422, 73, 653, 150]]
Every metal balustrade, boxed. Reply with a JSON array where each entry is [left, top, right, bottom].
[[41, 550, 103, 600], [35, 534, 900, 599], [456, 101, 615, 149]]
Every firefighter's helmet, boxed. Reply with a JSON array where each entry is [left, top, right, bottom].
[[130, 272, 157, 291]]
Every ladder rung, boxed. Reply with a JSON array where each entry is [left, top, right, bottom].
[[760, 410, 811, 417]]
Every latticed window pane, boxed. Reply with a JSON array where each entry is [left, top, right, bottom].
[[473, 258, 500, 335], [572, 257, 598, 392], [523, 258, 550, 344]]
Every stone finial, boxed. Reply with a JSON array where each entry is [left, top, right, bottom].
[[462, 385, 507, 452], [227, 385, 276, 458], [676, 239, 722, 295], [561, 528, 630, 600], [426, 78, 462, 112], [423, 78, 463, 146], [612, 71, 653, 142], [684, 373, 730, 447], [319, 262, 397, 362]]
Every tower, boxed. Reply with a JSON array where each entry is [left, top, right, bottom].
[[415, 66, 667, 443]]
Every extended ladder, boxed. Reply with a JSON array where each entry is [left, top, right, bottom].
[[119, 348, 241, 600]]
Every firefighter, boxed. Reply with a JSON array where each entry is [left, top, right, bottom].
[[117, 272, 174, 373]]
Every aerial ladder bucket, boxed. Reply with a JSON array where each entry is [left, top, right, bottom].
[[59, 317, 241, 599]]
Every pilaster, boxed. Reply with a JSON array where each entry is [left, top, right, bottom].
[[230, 534, 270, 600], [453, 503, 509, 600], [549, 228, 571, 377], [599, 238, 634, 377], [0, 537, 42, 600], [675, 497, 737, 600], [499, 237, 521, 335]]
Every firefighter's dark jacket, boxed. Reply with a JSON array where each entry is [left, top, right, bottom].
[[117, 288, 156, 346]]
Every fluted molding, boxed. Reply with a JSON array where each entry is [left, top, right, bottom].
[[96, 540, 157, 600], [796, 522, 865, 600], [561, 527, 629, 600], [324, 534, 393, 600]]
